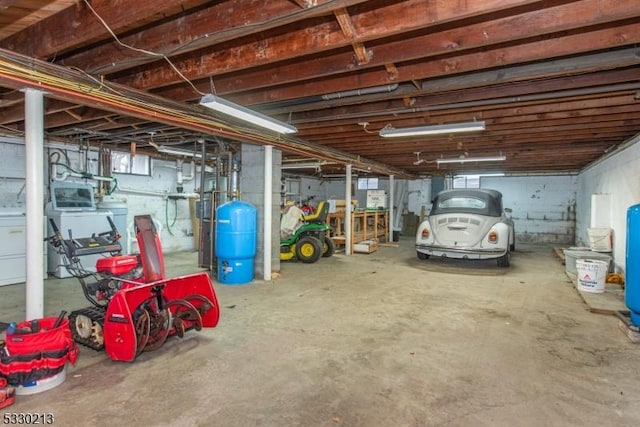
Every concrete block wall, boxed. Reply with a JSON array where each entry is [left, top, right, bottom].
[[407, 178, 432, 215], [240, 144, 282, 277], [576, 135, 640, 274], [274, 173, 578, 245], [0, 140, 27, 209], [0, 138, 198, 253], [113, 159, 199, 253], [482, 175, 577, 244]]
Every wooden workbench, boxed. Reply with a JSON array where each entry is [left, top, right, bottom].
[[326, 209, 389, 253]]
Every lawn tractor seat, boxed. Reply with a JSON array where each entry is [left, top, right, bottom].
[[134, 215, 165, 282], [302, 200, 329, 224]]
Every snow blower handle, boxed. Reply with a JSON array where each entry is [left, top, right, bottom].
[[53, 310, 68, 328], [46, 218, 64, 247]]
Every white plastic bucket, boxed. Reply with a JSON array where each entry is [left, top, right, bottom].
[[587, 227, 612, 252], [14, 366, 66, 396], [576, 259, 608, 293]]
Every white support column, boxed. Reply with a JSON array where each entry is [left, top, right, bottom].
[[263, 145, 273, 280], [389, 174, 395, 242], [345, 165, 352, 255], [24, 89, 45, 320]]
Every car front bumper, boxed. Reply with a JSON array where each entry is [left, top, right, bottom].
[[415, 244, 506, 260]]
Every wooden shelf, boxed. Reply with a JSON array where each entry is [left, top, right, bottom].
[[326, 209, 389, 253]]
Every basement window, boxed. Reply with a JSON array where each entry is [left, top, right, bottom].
[[453, 175, 480, 189], [111, 152, 151, 176], [357, 177, 378, 190]]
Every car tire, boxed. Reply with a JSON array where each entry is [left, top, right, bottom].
[[296, 236, 322, 263], [417, 251, 430, 260], [497, 250, 510, 268], [322, 236, 335, 258], [510, 230, 516, 252]]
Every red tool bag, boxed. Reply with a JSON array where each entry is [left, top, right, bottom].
[[0, 317, 78, 386], [0, 377, 14, 409]]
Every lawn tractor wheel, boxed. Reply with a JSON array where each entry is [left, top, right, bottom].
[[322, 236, 335, 258], [295, 236, 322, 263]]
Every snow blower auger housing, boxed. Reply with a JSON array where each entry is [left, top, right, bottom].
[[104, 272, 219, 361], [47, 214, 220, 362]]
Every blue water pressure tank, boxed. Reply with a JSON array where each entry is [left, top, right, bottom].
[[215, 200, 257, 285], [626, 204, 640, 325]]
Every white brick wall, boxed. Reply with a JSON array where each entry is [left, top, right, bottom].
[[483, 175, 577, 244], [577, 135, 640, 273], [0, 139, 198, 253]]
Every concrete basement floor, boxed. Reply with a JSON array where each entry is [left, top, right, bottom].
[[1, 240, 639, 427]]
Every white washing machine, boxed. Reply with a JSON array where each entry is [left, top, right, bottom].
[[0, 209, 26, 286], [46, 182, 113, 278], [0, 209, 47, 286]]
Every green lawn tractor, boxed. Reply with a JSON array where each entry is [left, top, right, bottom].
[[280, 201, 335, 263]]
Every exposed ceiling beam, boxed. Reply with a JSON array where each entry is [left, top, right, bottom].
[[124, 0, 629, 101], [112, 0, 550, 91], [59, 0, 371, 75], [284, 65, 640, 121], [0, 48, 411, 178], [333, 7, 371, 65], [0, 0, 214, 58], [230, 23, 640, 106]]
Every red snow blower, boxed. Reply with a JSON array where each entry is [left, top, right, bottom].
[[47, 214, 220, 362]]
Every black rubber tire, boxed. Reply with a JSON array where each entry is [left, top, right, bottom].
[[322, 236, 335, 258], [295, 236, 322, 263], [417, 251, 430, 260], [497, 251, 510, 268]]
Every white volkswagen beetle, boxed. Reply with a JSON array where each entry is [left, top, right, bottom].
[[415, 189, 514, 267]]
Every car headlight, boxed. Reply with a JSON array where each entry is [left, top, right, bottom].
[[421, 228, 430, 239], [488, 230, 498, 243]]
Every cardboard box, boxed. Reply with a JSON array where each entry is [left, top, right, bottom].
[[354, 239, 378, 254]]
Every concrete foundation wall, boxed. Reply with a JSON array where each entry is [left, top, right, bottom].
[[576, 135, 640, 274], [482, 175, 577, 245], [0, 140, 27, 210], [311, 174, 576, 244], [114, 159, 199, 253], [0, 138, 199, 253]]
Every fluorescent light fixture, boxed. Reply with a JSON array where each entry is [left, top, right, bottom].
[[456, 173, 506, 178], [379, 121, 485, 137], [281, 162, 322, 170], [200, 94, 297, 134], [157, 146, 201, 157], [156, 146, 217, 160], [436, 154, 506, 165]]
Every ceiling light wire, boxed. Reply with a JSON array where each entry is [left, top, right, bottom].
[[82, 0, 205, 97], [86, 0, 350, 75]]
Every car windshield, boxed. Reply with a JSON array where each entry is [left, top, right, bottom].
[[438, 197, 486, 210]]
